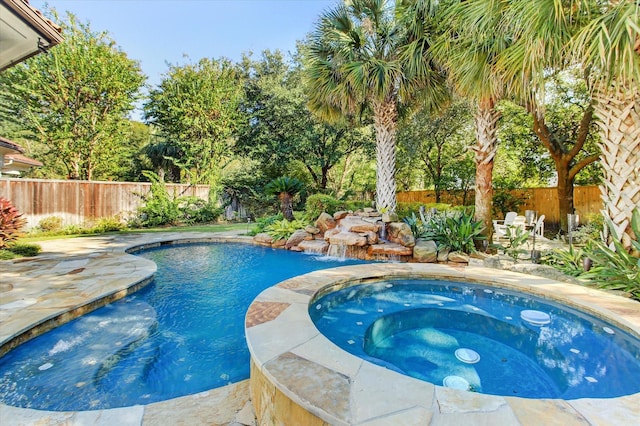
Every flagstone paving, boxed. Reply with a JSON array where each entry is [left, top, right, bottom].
[[1, 231, 639, 425]]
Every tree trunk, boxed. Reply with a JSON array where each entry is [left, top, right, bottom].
[[279, 192, 295, 221], [472, 98, 500, 238], [372, 99, 399, 213], [556, 164, 574, 233], [593, 84, 640, 247]]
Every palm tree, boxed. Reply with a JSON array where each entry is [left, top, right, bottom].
[[428, 0, 508, 238], [305, 0, 448, 214], [572, 1, 639, 247], [265, 176, 304, 221], [497, 0, 639, 246]]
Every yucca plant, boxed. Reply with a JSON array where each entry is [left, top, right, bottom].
[[582, 208, 640, 300], [0, 198, 27, 249]]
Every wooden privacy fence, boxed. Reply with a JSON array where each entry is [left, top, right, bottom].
[[0, 178, 210, 229], [397, 186, 603, 227]]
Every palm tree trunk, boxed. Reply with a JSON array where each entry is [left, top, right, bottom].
[[372, 99, 399, 213], [472, 98, 500, 238], [279, 192, 295, 221], [593, 84, 640, 247]]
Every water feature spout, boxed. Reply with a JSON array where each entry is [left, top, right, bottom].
[[326, 243, 347, 259], [378, 222, 387, 241]]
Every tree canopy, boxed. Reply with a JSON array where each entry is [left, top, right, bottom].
[[0, 10, 145, 180], [144, 57, 244, 190]]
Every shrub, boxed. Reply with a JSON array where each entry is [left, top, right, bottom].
[[492, 189, 524, 218], [135, 171, 181, 227], [422, 210, 486, 254], [37, 216, 63, 232], [91, 216, 127, 233], [396, 202, 451, 222], [0, 198, 27, 249], [8, 242, 41, 257], [305, 194, 345, 218], [178, 197, 222, 224], [581, 208, 640, 300], [264, 219, 306, 241], [491, 226, 532, 262], [249, 213, 284, 236], [543, 245, 587, 277]]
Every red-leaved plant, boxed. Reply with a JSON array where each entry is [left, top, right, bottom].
[[0, 197, 26, 249]]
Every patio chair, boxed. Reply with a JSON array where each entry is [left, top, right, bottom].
[[530, 215, 545, 238], [493, 212, 518, 239]]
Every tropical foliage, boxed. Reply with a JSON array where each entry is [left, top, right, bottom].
[[264, 176, 305, 221], [581, 208, 640, 300], [421, 210, 486, 254], [0, 198, 27, 249]]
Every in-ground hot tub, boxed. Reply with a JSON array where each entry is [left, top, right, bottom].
[[245, 263, 640, 425]]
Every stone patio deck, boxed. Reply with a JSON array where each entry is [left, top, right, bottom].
[[0, 232, 639, 425]]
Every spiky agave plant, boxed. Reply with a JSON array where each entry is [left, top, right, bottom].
[[582, 208, 640, 300]]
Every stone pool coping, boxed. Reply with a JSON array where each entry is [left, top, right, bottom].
[[0, 232, 256, 425], [245, 262, 640, 425]]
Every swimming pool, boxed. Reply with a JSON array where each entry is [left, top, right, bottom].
[[310, 279, 640, 399], [0, 242, 363, 411]]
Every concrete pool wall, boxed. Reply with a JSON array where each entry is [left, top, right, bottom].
[[245, 263, 640, 425]]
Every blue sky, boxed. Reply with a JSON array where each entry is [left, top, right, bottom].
[[31, 0, 337, 88]]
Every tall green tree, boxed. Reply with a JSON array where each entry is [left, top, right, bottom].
[[144, 58, 244, 190], [397, 100, 476, 203], [0, 11, 145, 180], [236, 50, 374, 192], [305, 0, 448, 213], [526, 69, 601, 232], [429, 0, 508, 237], [492, 0, 638, 244]]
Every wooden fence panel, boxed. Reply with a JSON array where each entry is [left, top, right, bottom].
[[0, 178, 209, 229], [397, 186, 603, 227]]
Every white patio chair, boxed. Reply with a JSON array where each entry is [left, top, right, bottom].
[[530, 215, 545, 238], [493, 212, 518, 239]]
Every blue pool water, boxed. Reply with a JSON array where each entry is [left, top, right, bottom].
[[0, 243, 363, 411], [310, 279, 640, 399]]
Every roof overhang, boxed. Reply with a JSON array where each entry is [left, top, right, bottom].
[[0, 135, 25, 156], [0, 0, 64, 71]]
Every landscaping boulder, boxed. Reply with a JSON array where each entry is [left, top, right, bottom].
[[361, 230, 378, 245], [340, 216, 380, 233], [448, 251, 469, 263], [437, 247, 450, 263], [272, 239, 286, 248], [286, 230, 310, 249], [324, 228, 341, 239], [413, 240, 438, 263], [333, 210, 349, 220], [382, 212, 399, 223], [298, 239, 329, 255], [328, 231, 367, 247], [368, 243, 413, 257], [304, 225, 320, 235], [253, 233, 273, 246], [315, 212, 336, 233], [387, 222, 416, 247]]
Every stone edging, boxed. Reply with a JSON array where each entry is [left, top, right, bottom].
[[245, 263, 640, 425]]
